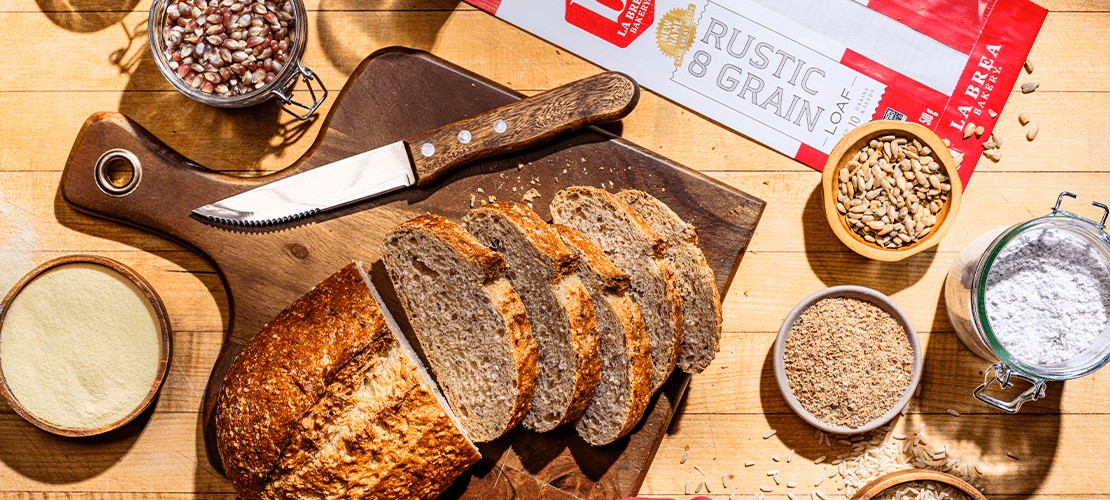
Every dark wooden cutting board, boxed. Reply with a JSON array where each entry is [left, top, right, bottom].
[[60, 47, 764, 499]]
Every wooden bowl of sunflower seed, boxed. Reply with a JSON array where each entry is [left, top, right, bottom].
[[823, 120, 963, 261]]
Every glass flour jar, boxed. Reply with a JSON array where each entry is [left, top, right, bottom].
[[944, 192, 1110, 412]]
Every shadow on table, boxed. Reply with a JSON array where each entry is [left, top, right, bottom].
[[801, 181, 937, 295], [314, 0, 458, 76], [0, 396, 154, 483], [753, 288, 1061, 496], [35, 0, 140, 33]]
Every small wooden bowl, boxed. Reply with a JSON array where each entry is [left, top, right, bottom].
[[0, 255, 172, 437], [774, 286, 922, 434], [851, 469, 988, 500], [823, 120, 963, 261]]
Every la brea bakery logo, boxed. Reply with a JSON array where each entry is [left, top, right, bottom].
[[565, 0, 654, 47]]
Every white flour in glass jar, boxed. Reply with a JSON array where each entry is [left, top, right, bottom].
[[985, 227, 1110, 365]]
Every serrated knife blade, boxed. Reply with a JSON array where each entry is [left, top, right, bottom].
[[191, 71, 640, 225], [192, 142, 413, 225]]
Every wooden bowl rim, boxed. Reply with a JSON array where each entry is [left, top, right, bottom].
[[0, 254, 173, 437], [773, 285, 923, 435], [822, 120, 964, 262], [849, 469, 989, 500]]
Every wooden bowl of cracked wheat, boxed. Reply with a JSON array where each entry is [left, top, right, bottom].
[[774, 286, 922, 434], [823, 120, 963, 261]]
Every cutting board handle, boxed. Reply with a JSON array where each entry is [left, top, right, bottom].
[[61, 112, 254, 247], [408, 71, 640, 186]]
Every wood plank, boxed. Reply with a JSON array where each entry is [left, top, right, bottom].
[[0, 10, 1106, 95], [5, 87, 1110, 177], [681, 330, 1110, 416], [0, 413, 232, 493], [640, 413, 1110, 498]]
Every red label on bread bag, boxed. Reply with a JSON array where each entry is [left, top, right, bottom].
[[565, 0, 655, 48]]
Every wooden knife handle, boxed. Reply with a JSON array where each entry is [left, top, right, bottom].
[[406, 71, 639, 186]]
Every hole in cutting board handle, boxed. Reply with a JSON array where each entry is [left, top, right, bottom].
[[95, 149, 142, 197]]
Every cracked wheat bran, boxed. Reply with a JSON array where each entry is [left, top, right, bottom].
[[783, 297, 913, 428]]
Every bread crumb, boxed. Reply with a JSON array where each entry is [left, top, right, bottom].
[[517, 162, 524, 170], [469, 194, 475, 208], [476, 188, 484, 193], [562, 169, 567, 174], [522, 188, 541, 203], [488, 195, 496, 202]]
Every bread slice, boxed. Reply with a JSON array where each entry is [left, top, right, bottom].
[[550, 186, 683, 393], [555, 225, 652, 445], [464, 202, 600, 432], [380, 214, 537, 442], [617, 189, 723, 373], [216, 262, 480, 500]]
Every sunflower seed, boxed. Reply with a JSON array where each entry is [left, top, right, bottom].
[[1022, 81, 1039, 93], [974, 125, 985, 137], [963, 122, 975, 139], [989, 109, 998, 119], [1024, 59, 1034, 74], [1027, 123, 1039, 141], [1019, 112, 1032, 125]]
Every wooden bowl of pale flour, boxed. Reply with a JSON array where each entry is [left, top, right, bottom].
[[0, 255, 171, 437]]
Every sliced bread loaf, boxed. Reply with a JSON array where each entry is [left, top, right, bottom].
[[464, 202, 600, 432], [216, 262, 480, 500], [555, 224, 652, 445], [550, 186, 683, 393], [380, 214, 537, 442], [617, 189, 723, 373]]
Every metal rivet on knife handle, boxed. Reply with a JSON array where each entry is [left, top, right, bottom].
[[458, 130, 472, 144], [406, 72, 640, 188], [421, 143, 435, 157]]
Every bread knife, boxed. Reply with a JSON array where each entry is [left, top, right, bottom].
[[192, 72, 640, 225]]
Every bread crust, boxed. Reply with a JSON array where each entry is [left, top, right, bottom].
[[215, 262, 479, 500], [383, 214, 538, 440], [216, 263, 389, 499], [263, 327, 481, 500], [557, 225, 652, 444], [617, 189, 722, 374], [466, 202, 600, 431], [550, 186, 684, 392]]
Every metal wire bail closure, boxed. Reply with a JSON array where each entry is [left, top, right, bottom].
[[271, 62, 328, 120], [974, 362, 1047, 413]]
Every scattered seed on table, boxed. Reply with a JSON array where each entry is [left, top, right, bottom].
[[730, 487, 736, 500], [947, 409, 961, 417], [974, 125, 985, 137], [992, 132, 1003, 146], [680, 450, 689, 464], [788, 482, 798, 488], [1022, 81, 1039, 93], [989, 109, 998, 119], [773, 455, 781, 462], [983, 141, 998, 150], [1008, 452, 1021, 460], [963, 122, 975, 139], [694, 465, 706, 476], [761, 486, 774, 492], [685, 481, 690, 494], [814, 455, 826, 464], [768, 470, 779, 476], [1025, 59, 1034, 73], [746, 461, 756, 467], [695, 481, 704, 493], [1019, 112, 1032, 125], [788, 450, 795, 462], [983, 149, 1002, 162], [1027, 124, 1040, 141], [764, 430, 777, 439]]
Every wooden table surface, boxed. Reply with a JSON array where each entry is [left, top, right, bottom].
[[1, 0, 1107, 498]]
